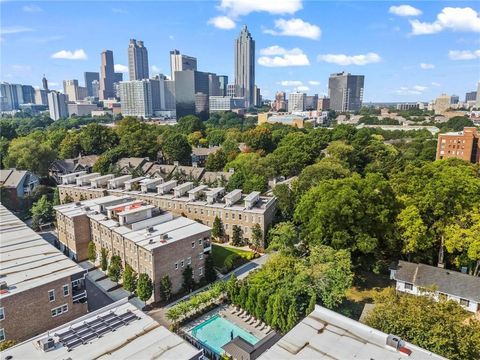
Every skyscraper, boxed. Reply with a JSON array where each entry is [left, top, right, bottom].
[[234, 25, 255, 107], [99, 50, 115, 100], [174, 70, 209, 119], [42, 75, 49, 91], [0, 83, 23, 111], [288, 92, 306, 112], [328, 72, 364, 112], [128, 39, 149, 80], [169, 50, 197, 80], [218, 75, 228, 96], [47, 91, 69, 120], [84, 72, 99, 97], [63, 80, 79, 101], [21, 85, 36, 104], [119, 80, 154, 118]]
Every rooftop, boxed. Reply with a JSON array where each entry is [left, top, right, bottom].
[[0, 205, 86, 299], [1, 300, 203, 360], [0, 169, 28, 188], [259, 305, 445, 360], [393, 260, 480, 302]]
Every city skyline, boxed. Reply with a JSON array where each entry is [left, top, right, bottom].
[[1, 1, 479, 102]]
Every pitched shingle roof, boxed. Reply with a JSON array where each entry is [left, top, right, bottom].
[[0, 169, 27, 188], [394, 260, 480, 302]]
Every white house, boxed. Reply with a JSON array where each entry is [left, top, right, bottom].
[[390, 260, 480, 313]]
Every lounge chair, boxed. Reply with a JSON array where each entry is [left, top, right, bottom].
[[263, 325, 272, 333], [230, 306, 237, 314], [244, 315, 252, 322], [241, 312, 249, 319], [237, 309, 245, 317], [248, 317, 256, 325], [253, 319, 261, 327]]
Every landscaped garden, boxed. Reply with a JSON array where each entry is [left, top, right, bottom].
[[211, 244, 256, 273]]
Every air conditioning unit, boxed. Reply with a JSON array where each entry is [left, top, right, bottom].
[[37, 337, 55, 352], [0, 281, 8, 290]]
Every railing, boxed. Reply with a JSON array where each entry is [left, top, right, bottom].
[[72, 290, 87, 303]]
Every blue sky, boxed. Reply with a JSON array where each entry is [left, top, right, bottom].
[[1, 0, 479, 102]]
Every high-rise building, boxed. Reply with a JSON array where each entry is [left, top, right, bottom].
[[42, 75, 49, 91], [164, 79, 176, 111], [128, 39, 149, 80], [218, 75, 228, 96], [99, 50, 115, 100], [114, 72, 123, 83], [234, 25, 255, 107], [305, 94, 318, 111], [63, 80, 80, 102], [273, 91, 286, 111], [328, 72, 365, 112], [169, 50, 197, 80], [91, 80, 99, 98], [450, 95, 459, 104], [84, 72, 100, 97], [465, 91, 477, 102], [288, 92, 306, 112], [47, 91, 69, 120], [174, 70, 209, 119], [209, 96, 245, 112], [208, 73, 221, 96], [34, 89, 48, 105], [434, 93, 451, 114], [227, 84, 236, 97], [119, 80, 153, 118], [477, 82, 480, 108], [21, 85, 35, 104], [0, 83, 23, 111], [317, 96, 330, 111], [436, 127, 480, 163], [253, 85, 262, 107]]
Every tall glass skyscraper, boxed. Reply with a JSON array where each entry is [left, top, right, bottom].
[[84, 72, 99, 97], [128, 39, 149, 80], [234, 26, 255, 108], [99, 50, 115, 100]]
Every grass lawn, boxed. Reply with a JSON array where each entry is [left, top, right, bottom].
[[336, 270, 393, 320], [211, 244, 254, 270]]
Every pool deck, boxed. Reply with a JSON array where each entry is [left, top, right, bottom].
[[182, 304, 271, 340]]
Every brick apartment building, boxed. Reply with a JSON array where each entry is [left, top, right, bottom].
[[57, 173, 276, 247], [436, 127, 480, 163], [55, 197, 212, 302], [0, 205, 88, 343]]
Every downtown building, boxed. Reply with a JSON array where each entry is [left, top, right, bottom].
[[174, 70, 210, 119], [54, 194, 212, 302], [288, 92, 306, 112], [57, 173, 276, 247], [128, 39, 149, 80], [436, 127, 480, 163], [99, 50, 116, 100], [209, 96, 245, 113], [234, 26, 255, 107], [47, 91, 69, 120], [170, 49, 197, 80], [0, 205, 88, 343], [84, 72, 100, 97], [328, 72, 365, 112]]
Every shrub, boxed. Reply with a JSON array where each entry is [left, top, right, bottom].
[[224, 253, 241, 271]]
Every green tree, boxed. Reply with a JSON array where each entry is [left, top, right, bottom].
[[58, 131, 83, 159], [245, 287, 258, 315], [31, 195, 53, 230], [365, 288, 480, 360], [159, 275, 173, 302], [296, 157, 351, 194], [177, 115, 206, 134], [204, 255, 217, 283], [255, 291, 268, 320], [115, 117, 161, 158], [100, 248, 108, 271], [272, 183, 297, 221], [226, 274, 239, 301], [224, 253, 240, 271], [87, 241, 96, 262], [4, 136, 56, 176], [158, 131, 192, 165], [52, 187, 60, 206], [245, 126, 274, 153], [231, 225, 243, 246], [182, 265, 195, 292], [251, 223, 263, 249], [307, 293, 316, 314], [137, 273, 153, 302], [79, 123, 118, 155], [212, 216, 224, 240], [0, 340, 17, 350], [123, 264, 138, 293], [205, 149, 228, 171], [267, 222, 299, 254], [108, 255, 122, 282]]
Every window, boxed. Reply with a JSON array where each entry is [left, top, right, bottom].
[[48, 289, 55, 302], [175, 262, 178, 270], [187, 257, 191, 265], [199, 253, 204, 260], [63, 284, 69, 297], [0, 328, 4, 341], [404, 282, 413, 291], [51, 304, 68, 317], [198, 239, 202, 245], [181, 260, 184, 268], [0, 308, 4, 321], [192, 241, 195, 248], [198, 267, 203, 276], [460, 298, 470, 307]]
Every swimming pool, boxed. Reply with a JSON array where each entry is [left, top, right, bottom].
[[190, 314, 259, 355]]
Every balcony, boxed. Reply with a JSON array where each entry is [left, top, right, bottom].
[[203, 240, 211, 254], [72, 290, 87, 303]]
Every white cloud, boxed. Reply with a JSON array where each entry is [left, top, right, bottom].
[[258, 46, 310, 67], [296, 85, 309, 91], [394, 85, 428, 95], [208, 16, 236, 29], [308, 80, 320, 85], [218, 0, 302, 17], [410, 7, 480, 35], [114, 64, 128, 73], [0, 26, 34, 35], [431, 82, 441, 87], [151, 65, 161, 73], [169, 35, 174, 40], [279, 80, 303, 86], [389, 5, 422, 17], [264, 18, 321, 40], [448, 49, 480, 60], [22, 5, 43, 13], [420, 63, 435, 69], [11, 64, 31, 72], [51, 49, 87, 60], [317, 52, 381, 66], [112, 8, 128, 14]]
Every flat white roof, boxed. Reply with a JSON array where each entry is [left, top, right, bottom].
[[0, 205, 86, 299], [259, 305, 446, 360], [2, 300, 203, 360], [123, 216, 210, 251]]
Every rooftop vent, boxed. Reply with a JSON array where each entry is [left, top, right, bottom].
[[37, 337, 55, 352], [149, 239, 154, 244], [75, 202, 81, 207], [0, 281, 8, 290], [147, 226, 154, 233], [161, 233, 168, 241], [386, 334, 404, 350]]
